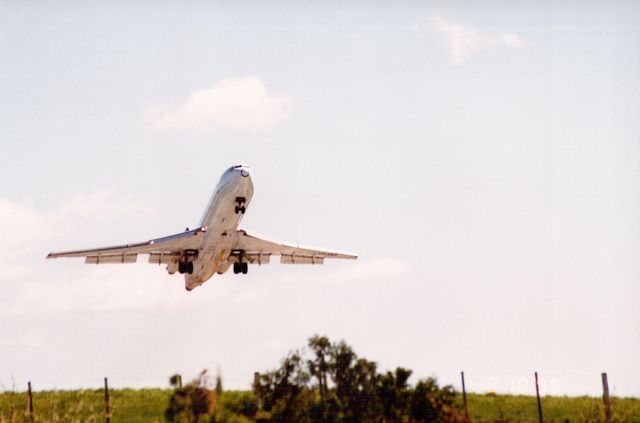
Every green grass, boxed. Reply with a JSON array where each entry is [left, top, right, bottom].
[[1, 389, 639, 422], [0, 388, 170, 423], [458, 393, 640, 422]]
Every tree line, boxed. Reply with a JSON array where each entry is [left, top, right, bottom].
[[165, 335, 463, 423]]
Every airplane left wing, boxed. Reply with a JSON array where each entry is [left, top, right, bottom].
[[46, 227, 206, 264], [234, 229, 357, 264]]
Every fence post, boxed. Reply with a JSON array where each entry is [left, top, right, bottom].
[[461, 371, 469, 420], [27, 381, 34, 423], [602, 372, 612, 423], [104, 377, 111, 423], [535, 372, 543, 423]]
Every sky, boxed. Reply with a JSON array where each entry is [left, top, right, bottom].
[[1, 1, 639, 397]]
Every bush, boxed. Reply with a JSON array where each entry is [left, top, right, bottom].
[[165, 370, 217, 423]]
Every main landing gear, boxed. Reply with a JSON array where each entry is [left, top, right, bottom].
[[233, 261, 248, 274], [178, 261, 193, 275], [234, 197, 246, 214], [231, 250, 248, 275], [177, 250, 198, 274]]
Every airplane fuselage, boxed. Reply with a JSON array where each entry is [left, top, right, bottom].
[[183, 165, 253, 290]]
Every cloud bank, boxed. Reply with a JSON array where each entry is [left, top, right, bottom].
[[146, 76, 291, 131], [431, 16, 525, 64]]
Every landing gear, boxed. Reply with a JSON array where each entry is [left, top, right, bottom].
[[178, 261, 194, 274], [234, 197, 247, 214], [233, 261, 248, 274], [177, 250, 197, 275]]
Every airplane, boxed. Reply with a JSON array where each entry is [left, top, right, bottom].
[[47, 165, 358, 291]]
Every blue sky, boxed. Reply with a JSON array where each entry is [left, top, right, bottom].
[[1, 1, 639, 396]]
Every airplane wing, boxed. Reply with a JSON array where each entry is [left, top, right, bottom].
[[46, 227, 206, 264], [233, 229, 357, 265]]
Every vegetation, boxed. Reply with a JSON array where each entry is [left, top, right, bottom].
[[461, 392, 640, 422], [1, 387, 639, 422], [0, 387, 170, 422], [252, 335, 460, 422], [1, 336, 639, 422]]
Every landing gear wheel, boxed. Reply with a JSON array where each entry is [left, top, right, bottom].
[[234, 197, 247, 214], [178, 262, 186, 274], [241, 262, 248, 274], [187, 262, 194, 274], [233, 262, 240, 274]]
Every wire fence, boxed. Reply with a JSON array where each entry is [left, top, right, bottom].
[[1, 371, 638, 422]]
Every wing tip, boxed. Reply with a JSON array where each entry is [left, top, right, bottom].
[[333, 251, 358, 259]]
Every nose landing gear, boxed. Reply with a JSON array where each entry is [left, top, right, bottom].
[[234, 197, 246, 214]]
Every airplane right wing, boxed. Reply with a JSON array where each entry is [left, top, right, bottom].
[[234, 229, 358, 265], [46, 227, 207, 264]]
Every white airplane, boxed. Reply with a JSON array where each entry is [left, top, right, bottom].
[[47, 165, 358, 291]]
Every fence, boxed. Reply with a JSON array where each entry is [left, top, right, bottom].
[[0, 372, 623, 422]]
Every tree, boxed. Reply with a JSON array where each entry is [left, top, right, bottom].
[[166, 370, 217, 423], [410, 377, 458, 423], [308, 335, 332, 419], [377, 367, 413, 423], [254, 351, 312, 423], [253, 336, 462, 423]]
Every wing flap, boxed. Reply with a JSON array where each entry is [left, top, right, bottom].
[[85, 254, 137, 264], [148, 252, 182, 264], [280, 254, 324, 265], [245, 252, 272, 265], [227, 252, 272, 265]]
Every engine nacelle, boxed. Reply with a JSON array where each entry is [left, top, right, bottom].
[[216, 260, 232, 275], [166, 261, 179, 275]]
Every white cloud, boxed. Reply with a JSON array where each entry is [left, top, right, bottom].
[[272, 257, 412, 287], [7, 265, 217, 314], [145, 76, 291, 131], [0, 192, 157, 282], [327, 257, 411, 282], [0, 199, 52, 280], [431, 16, 525, 64]]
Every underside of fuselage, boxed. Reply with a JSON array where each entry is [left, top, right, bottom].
[[179, 165, 254, 291]]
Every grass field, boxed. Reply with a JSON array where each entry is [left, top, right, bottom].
[[1, 388, 639, 422], [461, 393, 640, 422]]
